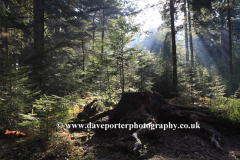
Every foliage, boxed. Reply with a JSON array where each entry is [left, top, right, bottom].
[[178, 64, 226, 105], [209, 97, 240, 122], [16, 95, 69, 140]]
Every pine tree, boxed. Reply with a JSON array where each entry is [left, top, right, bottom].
[[108, 15, 140, 96], [135, 50, 155, 92], [209, 66, 226, 98]]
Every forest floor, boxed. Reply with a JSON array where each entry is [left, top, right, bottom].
[[1, 94, 240, 160], [0, 121, 240, 160]]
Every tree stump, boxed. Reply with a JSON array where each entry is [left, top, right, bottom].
[[69, 92, 224, 151]]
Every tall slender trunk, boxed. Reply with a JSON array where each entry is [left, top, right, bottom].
[[82, 42, 85, 72], [92, 12, 96, 50], [140, 68, 143, 92], [107, 64, 111, 100], [101, 9, 105, 54], [119, 59, 121, 94], [33, 0, 45, 91], [166, 62, 169, 96], [227, 0, 233, 77], [122, 57, 124, 95], [170, 0, 178, 95], [99, 9, 105, 95], [221, 0, 227, 63], [187, 0, 194, 67], [82, 41, 85, 82], [121, 39, 124, 96], [184, 0, 189, 67]]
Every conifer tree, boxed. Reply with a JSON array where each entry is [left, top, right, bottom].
[[108, 15, 140, 96]]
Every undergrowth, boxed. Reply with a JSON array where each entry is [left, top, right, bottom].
[[208, 97, 240, 122], [1, 90, 239, 160]]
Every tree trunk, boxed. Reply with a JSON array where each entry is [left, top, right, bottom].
[[92, 12, 96, 50], [107, 64, 111, 100], [221, 0, 227, 64], [121, 39, 124, 96], [33, 0, 44, 91], [227, 0, 233, 77], [184, 0, 189, 67], [82, 41, 85, 72], [187, 0, 194, 67], [101, 9, 105, 54], [170, 0, 177, 95]]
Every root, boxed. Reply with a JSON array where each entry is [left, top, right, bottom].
[[120, 122, 152, 151]]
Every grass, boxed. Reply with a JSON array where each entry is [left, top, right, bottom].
[[208, 97, 240, 122]]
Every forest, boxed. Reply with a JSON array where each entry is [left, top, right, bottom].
[[0, 0, 240, 159]]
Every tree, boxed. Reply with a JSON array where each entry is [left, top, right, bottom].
[[187, 0, 194, 67], [0, 0, 34, 126], [170, 0, 178, 95], [220, 1, 228, 64], [33, 0, 45, 94], [184, 0, 189, 67], [135, 50, 155, 92], [190, 0, 240, 94], [227, 0, 233, 78], [108, 15, 140, 96]]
